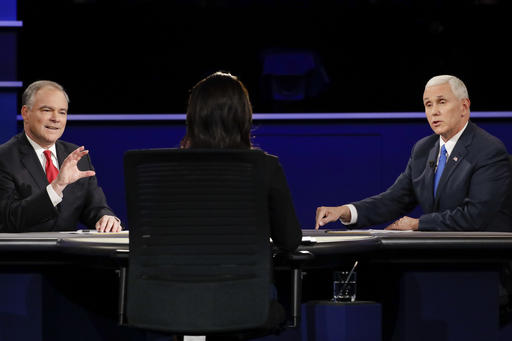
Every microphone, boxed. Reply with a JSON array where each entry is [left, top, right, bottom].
[[429, 161, 436, 169]]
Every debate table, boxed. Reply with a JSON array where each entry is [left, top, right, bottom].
[[302, 229, 512, 341], [1, 229, 512, 341]]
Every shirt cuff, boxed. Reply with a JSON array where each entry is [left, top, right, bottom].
[[46, 184, 63, 206], [340, 204, 358, 225]]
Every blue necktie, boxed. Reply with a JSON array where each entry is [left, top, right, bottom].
[[434, 144, 447, 197]]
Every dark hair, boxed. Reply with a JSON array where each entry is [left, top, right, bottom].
[[181, 72, 253, 149]]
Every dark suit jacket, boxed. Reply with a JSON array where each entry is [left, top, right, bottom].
[[0, 133, 116, 232], [351, 122, 512, 231], [262, 152, 302, 251]]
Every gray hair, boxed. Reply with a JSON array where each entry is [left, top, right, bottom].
[[425, 75, 469, 100], [22, 80, 70, 108]]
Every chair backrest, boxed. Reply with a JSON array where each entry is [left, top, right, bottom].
[[509, 154, 512, 195], [124, 148, 272, 334]]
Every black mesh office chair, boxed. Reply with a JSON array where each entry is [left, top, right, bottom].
[[122, 148, 309, 338], [509, 154, 512, 198]]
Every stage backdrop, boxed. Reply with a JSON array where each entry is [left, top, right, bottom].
[[16, 113, 512, 230]]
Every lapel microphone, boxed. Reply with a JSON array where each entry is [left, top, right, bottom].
[[429, 161, 436, 169]]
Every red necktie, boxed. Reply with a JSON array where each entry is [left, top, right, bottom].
[[43, 150, 59, 183]]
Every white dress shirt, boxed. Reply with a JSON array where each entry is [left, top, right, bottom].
[[25, 134, 63, 206], [436, 122, 468, 167]]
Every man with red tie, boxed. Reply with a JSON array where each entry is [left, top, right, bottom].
[[0, 80, 121, 232]]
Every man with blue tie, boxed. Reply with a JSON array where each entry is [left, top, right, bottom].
[[315, 75, 512, 231]]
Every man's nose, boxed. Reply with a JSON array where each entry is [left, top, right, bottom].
[[49, 112, 60, 121]]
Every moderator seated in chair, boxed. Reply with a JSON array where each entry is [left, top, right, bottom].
[[124, 148, 302, 338]]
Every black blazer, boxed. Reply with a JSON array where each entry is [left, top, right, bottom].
[[351, 122, 512, 231], [262, 152, 302, 251], [0, 133, 116, 232]]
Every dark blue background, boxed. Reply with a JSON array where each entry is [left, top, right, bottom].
[[44, 117, 512, 230]]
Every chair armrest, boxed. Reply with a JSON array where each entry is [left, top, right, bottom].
[[273, 250, 314, 267]]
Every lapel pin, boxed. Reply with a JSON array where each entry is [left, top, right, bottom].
[[453, 156, 458, 162]]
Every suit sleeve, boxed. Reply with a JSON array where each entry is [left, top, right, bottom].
[[0, 167, 58, 232], [267, 158, 302, 252], [418, 144, 511, 231], [351, 148, 419, 228], [77, 155, 118, 229]]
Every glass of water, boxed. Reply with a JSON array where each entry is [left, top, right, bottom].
[[332, 270, 357, 302]]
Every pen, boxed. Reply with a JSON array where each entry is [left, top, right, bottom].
[[340, 260, 358, 296]]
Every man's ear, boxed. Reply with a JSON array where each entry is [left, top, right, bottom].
[[461, 98, 471, 117], [21, 105, 29, 120]]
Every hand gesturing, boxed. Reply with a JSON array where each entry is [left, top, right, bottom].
[[51, 146, 95, 196]]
